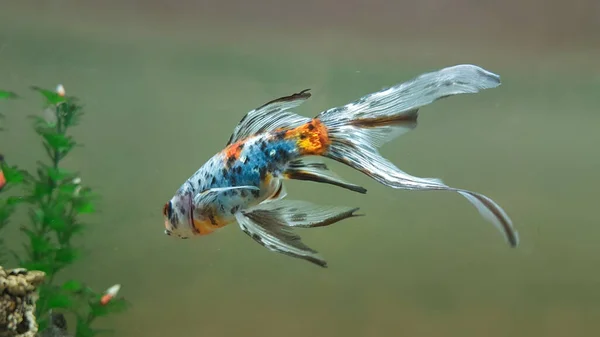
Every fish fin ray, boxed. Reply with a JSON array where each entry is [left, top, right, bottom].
[[317, 64, 500, 147], [235, 210, 328, 268], [249, 199, 362, 228], [456, 191, 519, 247], [284, 157, 367, 194], [226, 89, 312, 145], [327, 145, 519, 247], [313, 64, 517, 246], [263, 180, 287, 202]]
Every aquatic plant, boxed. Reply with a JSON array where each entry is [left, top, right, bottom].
[[0, 87, 129, 337], [0, 89, 18, 265]]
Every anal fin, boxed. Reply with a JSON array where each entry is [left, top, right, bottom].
[[284, 158, 367, 194]]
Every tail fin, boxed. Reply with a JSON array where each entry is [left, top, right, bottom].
[[316, 64, 519, 247]]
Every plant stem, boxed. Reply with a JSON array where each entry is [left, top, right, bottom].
[[35, 104, 65, 313], [54, 104, 63, 167], [46, 104, 64, 283]]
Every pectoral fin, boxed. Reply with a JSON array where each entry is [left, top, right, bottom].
[[235, 200, 362, 268], [193, 186, 260, 206]]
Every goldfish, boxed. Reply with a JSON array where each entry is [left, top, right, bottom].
[[162, 64, 519, 268]]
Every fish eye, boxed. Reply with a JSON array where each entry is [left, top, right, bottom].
[[162, 202, 173, 219]]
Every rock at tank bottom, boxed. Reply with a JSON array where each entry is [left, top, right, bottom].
[[0, 266, 45, 337]]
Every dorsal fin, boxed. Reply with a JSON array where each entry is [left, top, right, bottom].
[[226, 89, 312, 146]]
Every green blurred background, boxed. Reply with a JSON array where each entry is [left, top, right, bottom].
[[1, 1, 599, 336]]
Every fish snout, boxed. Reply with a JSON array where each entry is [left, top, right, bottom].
[[162, 191, 196, 239], [163, 201, 182, 237], [163, 210, 191, 239]]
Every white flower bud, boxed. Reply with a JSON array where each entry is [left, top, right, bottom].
[[56, 84, 66, 97]]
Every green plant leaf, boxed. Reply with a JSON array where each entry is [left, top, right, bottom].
[[62, 279, 84, 293], [5, 196, 26, 205], [32, 208, 45, 224], [37, 317, 49, 334], [0, 203, 15, 223], [59, 183, 78, 195], [42, 132, 76, 152], [1, 164, 25, 183], [47, 292, 73, 309], [33, 181, 53, 199], [55, 246, 80, 264], [76, 200, 95, 214], [21, 227, 55, 255], [21, 260, 53, 274], [47, 166, 75, 182], [47, 216, 67, 231], [0, 90, 18, 100], [0, 239, 6, 264], [107, 298, 129, 315], [76, 316, 98, 337], [73, 188, 98, 214], [61, 100, 85, 128], [43, 142, 54, 161], [31, 86, 65, 105]]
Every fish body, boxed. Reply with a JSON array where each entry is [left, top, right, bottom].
[[166, 114, 349, 235], [166, 133, 294, 237], [163, 64, 519, 267]]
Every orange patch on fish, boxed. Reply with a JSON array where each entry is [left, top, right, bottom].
[[223, 141, 245, 166], [263, 172, 273, 185], [192, 214, 229, 236], [286, 119, 330, 155]]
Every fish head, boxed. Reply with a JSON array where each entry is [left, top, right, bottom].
[[162, 190, 195, 239]]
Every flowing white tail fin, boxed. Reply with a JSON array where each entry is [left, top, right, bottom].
[[315, 64, 519, 247]]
